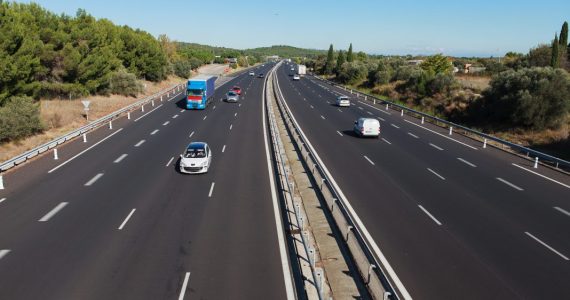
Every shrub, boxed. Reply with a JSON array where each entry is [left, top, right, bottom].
[[173, 60, 193, 78], [0, 96, 44, 143], [480, 67, 570, 129], [109, 70, 143, 97], [337, 61, 368, 84]]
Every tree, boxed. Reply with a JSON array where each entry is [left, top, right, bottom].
[[335, 50, 345, 74], [0, 96, 43, 143], [528, 44, 552, 67], [325, 44, 334, 75], [551, 34, 560, 68], [420, 54, 453, 75], [560, 22, 568, 49], [347, 43, 354, 62]]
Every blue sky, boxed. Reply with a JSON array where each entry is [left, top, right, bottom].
[[18, 0, 570, 57]]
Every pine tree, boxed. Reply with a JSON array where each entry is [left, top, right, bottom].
[[347, 43, 354, 62], [551, 34, 560, 68], [325, 44, 334, 74], [335, 51, 345, 75]]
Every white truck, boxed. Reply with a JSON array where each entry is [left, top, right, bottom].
[[297, 64, 306, 76]]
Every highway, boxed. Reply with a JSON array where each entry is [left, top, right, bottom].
[[275, 63, 570, 299], [0, 64, 291, 299]]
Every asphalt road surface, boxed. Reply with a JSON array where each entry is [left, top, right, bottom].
[[0, 64, 290, 300], [276, 63, 570, 300]]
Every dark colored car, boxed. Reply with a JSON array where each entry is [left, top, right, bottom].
[[257, 73, 264, 78]]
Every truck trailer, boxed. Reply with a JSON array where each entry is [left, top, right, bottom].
[[186, 75, 217, 110]]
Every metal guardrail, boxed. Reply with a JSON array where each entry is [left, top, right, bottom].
[[312, 75, 570, 172], [273, 69, 398, 299], [265, 66, 322, 299], [1, 83, 185, 172]]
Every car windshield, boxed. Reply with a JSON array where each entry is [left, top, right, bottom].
[[228, 91, 236, 96], [188, 89, 203, 96], [184, 148, 206, 158]]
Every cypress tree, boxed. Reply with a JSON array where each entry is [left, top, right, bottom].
[[347, 43, 354, 62], [325, 44, 334, 74], [551, 34, 560, 68], [335, 51, 346, 75], [560, 22, 568, 48]]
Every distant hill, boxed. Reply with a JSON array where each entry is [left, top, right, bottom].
[[176, 42, 325, 58]]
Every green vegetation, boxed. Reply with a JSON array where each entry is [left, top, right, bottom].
[[0, 96, 43, 143]]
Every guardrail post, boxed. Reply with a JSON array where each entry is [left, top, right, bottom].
[[152, 100, 155, 107], [53, 148, 59, 160], [316, 268, 324, 299], [364, 95, 367, 101], [83, 133, 87, 143], [421, 116, 425, 124], [0, 174, 4, 190], [383, 292, 392, 300], [401, 109, 404, 117], [320, 178, 326, 190], [308, 247, 315, 267], [331, 198, 338, 212], [127, 112, 131, 120], [385, 103, 389, 111], [109, 121, 113, 130], [346, 225, 354, 241], [449, 126, 453, 135], [141, 105, 145, 112], [367, 264, 376, 284], [534, 157, 539, 169], [373, 99, 376, 105], [483, 138, 487, 149]]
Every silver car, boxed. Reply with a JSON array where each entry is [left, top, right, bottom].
[[226, 91, 239, 103]]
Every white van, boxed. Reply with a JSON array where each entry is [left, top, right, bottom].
[[354, 118, 380, 137]]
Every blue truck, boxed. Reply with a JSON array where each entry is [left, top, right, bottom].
[[186, 75, 217, 109]]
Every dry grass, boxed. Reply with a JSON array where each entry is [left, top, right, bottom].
[[456, 75, 491, 91], [0, 76, 184, 162]]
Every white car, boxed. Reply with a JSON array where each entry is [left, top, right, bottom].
[[336, 95, 350, 107], [249, 71, 255, 76], [354, 118, 380, 137], [293, 74, 300, 80], [179, 142, 212, 174]]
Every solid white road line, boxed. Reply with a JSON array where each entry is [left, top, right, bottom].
[[512, 163, 570, 189], [134, 140, 145, 147], [429, 143, 444, 151], [364, 156, 375, 166], [222, 145, 226, 153], [404, 119, 478, 150], [39, 202, 68, 222], [407, 132, 419, 139], [0, 198, 6, 204], [134, 104, 163, 122], [114, 154, 128, 164], [48, 128, 124, 173], [166, 156, 174, 167], [525, 232, 569, 261], [173, 114, 179, 119], [382, 138, 392, 145], [320, 115, 325, 120], [496, 178, 524, 191], [203, 116, 207, 120], [418, 205, 443, 226], [178, 272, 191, 300], [85, 173, 104, 186], [208, 182, 215, 198], [391, 123, 400, 129], [263, 75, 295, 299], [427, 168, 446, 180], [554, 206, 570, 217], [0, 249, 10, 260], [337, 131, 343, 137], [189, 131, 194, 138], [163, 121, 170, 126], [118, 209, 136, 230], [457, 157, 477, 167], [151, 129, 159, 135]]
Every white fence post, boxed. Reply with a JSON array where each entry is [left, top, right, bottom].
[[0, 174, 4, 190], [152, 100, 155, 107], [53, 148, 59, 160], [449, 126, 453, 135], [385, 103, 389, 110], [483, 138, 487, 149], [161, 95, 163, 102], [83, 133, 87, 143], [534, 157, 539, 169], [141, 105, 145, 112], [109, 121, 113, 130], [127, 112, 131, 120], [401, 110, 404, 116], [421, 116, 425, 124]]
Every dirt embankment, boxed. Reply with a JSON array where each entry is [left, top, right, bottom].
[[0, 76, 184, 163]]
